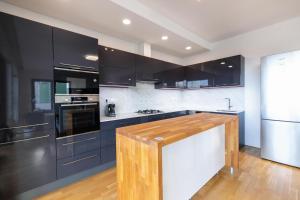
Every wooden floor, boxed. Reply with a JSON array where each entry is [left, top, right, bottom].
[[37, 146, 300, 200]]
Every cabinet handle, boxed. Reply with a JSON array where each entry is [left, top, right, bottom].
[[62, 137, 97, 146], [55, 67, 99, 74], [59, 63, 95, 69], [0, 135, 50, 145], [0, 123, 49, 131], [60, 103, 98, 107], [63, 155, 97, 166]]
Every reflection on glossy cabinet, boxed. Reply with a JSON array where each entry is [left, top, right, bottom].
[[213, 55, 245, 87], [0, 12, 56, 198], [135, 55, 179, 82], [53, 28, 99, 70], [154, 67, 186, 89], [186, 55, 245, 88], [99, 46, 136, 86], [0, 12, 55, 131]]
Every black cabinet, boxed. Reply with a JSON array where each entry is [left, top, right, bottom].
[[135, 55, 180, 83], [154, 67, 186, 89], [186, 55, 244, 88], [56, 131, 101, 179], [213, 55, 244, 87], [0, 131, 56, 199], [0, 12, 56, 198], [53, 28, 99, 71], [57, 150, 101, 179], [99, 46, 135, 86], [186, 62, 215, 88]]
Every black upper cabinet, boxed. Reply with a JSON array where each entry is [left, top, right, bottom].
[[213, 55, 244, 87], [0, 12, 56, 198], [136, 55, 182, 87], [99, 46, 136, 86], [53, 28, 98, 71], [186, 62, 215, 89], [186, 55, 244, 88], [154, 67, 186, 89]]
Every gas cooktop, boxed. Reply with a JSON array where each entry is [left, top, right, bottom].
[[136, 109, 163, 115]]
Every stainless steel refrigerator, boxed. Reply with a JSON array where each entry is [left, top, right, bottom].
[[261, 50, 300, 168]]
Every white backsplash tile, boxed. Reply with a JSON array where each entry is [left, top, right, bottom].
[[99, 83, 244, 116]]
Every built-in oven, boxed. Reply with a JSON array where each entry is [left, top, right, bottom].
[[55, 96, 100, 138], [54, 66, 99, 95]]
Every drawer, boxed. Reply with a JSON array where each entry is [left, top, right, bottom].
[[100, 129, 115, 147], [57, 150, 100, 179], [56, 132, 100, 159], [101, 145, 116, 164]]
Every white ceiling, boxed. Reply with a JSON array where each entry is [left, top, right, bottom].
[[3, 0, 300, 57], [138, 0, 300, 42]]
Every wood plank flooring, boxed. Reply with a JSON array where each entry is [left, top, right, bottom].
[[37, 146, 300, 200]]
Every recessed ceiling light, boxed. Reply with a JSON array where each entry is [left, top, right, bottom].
[[220, 62, 226, 65], [228, 65, 233, 68], [161, 36, 168, 40], [185, 46, 192, 50], [122, 18, 131, 25]]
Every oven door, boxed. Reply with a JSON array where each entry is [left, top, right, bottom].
[[54, 67, 99, 95], [56, 103, 100, 138]]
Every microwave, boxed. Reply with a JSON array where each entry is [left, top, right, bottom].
[[54, 66, 99, 95]]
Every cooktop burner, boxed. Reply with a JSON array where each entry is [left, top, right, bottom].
[[137, 109, 163, 114]]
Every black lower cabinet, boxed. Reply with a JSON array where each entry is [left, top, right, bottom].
[[101, 145, 116, 164], [56, 131, 101, 179], [0, 132, 56, 199], [99, 111, 190, 164], [57, 150, 101, 179]]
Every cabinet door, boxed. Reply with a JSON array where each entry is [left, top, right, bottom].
[[100, 66, 136, 86], [0, 12, 55, 131], [155, 67, 186, 89], [213, 55, 244, 87], [186, 63, 215, 89], [99, 46, 135, 69], [99, 46, 136, 86], [53, 28, 98, 70], [0, 133, 56, 199], [136, 55, 178, 82]]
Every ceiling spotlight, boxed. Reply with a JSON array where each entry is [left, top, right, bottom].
[[161, 36, 168, 40], [228, 65, 233, 68], [122, 18, 131, 25], [220, 62, 226, 65], [185, 46, 192, 50]]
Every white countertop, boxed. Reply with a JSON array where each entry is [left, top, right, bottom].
[[100, 109, 243, 122]]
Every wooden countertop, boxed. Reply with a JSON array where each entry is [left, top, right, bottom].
[[116, 112, 239, 200], [117, 112, 238, 147]]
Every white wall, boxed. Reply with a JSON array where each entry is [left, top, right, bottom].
[[100, 83, 184, 116], [184, 16, 300, 148]]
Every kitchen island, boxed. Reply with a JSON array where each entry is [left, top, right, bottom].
[[116, 113, 239, 200]]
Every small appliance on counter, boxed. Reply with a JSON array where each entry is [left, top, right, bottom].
[[105, 99, 116, 117]]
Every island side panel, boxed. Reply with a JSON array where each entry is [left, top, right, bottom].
[[225, 117, 239, 169], [116, 133, 162, 200]]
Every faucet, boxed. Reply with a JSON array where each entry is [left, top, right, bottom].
[[225, 98, 233, 110]]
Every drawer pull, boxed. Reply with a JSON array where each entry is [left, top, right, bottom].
[[63, 155, 97, 166], [0, 135, 50, 145], [62, 137, 97, 146]]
